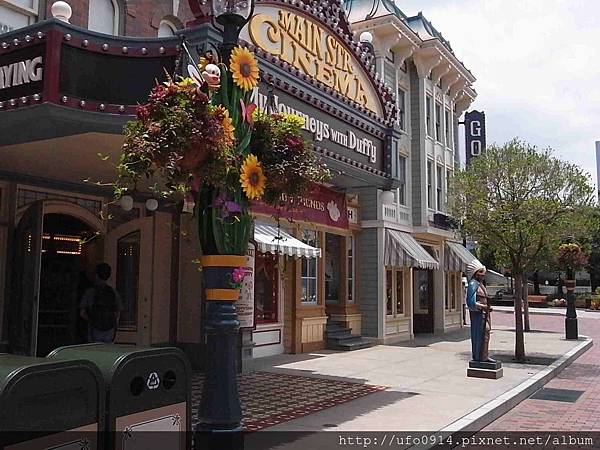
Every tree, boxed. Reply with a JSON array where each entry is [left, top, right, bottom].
[[450, 139, 595, 362]]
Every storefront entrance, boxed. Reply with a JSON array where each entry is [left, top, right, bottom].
[[413, 269, 434, 334], [9, 202, 103, 356]]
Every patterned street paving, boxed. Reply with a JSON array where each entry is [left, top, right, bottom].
[[190, 371, 386, 431], [485, 310, 600, 431]]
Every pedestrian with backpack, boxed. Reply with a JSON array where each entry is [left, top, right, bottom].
[[80, 263, 122, 343]]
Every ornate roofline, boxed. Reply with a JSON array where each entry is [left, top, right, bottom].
[[253, 0, 398, 126]]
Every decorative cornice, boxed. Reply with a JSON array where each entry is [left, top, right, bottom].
[[413, 50, 442, 79]]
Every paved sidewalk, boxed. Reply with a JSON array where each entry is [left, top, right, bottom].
[[248, 324, 589, 432], [485, 310, 600, 431]]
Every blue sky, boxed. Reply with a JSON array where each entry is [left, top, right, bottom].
[[395, 0, 600, 187]]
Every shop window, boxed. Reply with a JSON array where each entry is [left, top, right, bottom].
[[0, 0, 38, 33], [386, 268, 404, 317], [386, 269, 393, 316], [446, 272, 460, 311], [301, 230, 318, 304], [427, 160, 433, 210], [88, 0, 118, 35], [325, 233, 342, 304], [158, 19, 176, 37], [435, 103, 442, 141], [426, 95, 432, 136], [347, 236, 355, 303], [116, 231, 140, 328], [436, 165, 444, 211], [398, 155, 406, 205], [255, 252, 278, 324]]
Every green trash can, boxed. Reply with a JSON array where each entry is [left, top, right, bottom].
[[48, 344, 191, 450], [0, 354, 104, 450]]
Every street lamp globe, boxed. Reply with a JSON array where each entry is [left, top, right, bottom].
[[211, 0, 255, 60], [212, 0, 252, 24]]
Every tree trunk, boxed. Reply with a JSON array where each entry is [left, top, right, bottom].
[[533, 270, 540, 295], [523, 282, 531, 332], [513, 273, 526, 362]]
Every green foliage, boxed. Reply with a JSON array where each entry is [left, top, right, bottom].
[[250, 111, 331, 206], [449, 139, 596, 275]]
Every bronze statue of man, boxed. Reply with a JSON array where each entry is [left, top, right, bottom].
[[466, 261, 495, 362]]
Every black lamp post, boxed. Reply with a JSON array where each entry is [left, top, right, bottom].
[[195, 1, 254, 449], [212, 0, 254, 63]]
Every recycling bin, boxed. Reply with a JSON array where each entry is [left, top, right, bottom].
[[0, 354, 104, 450], [48, 344, 191, 450]]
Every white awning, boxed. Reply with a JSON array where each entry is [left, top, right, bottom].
[[384, 229, 439, 270], [446, 241, 480, 273], [254, 224, 321, 259]]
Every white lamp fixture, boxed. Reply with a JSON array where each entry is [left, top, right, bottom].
[[119, 195, 134, 211], [51, 1, 72, 22], [145, 198, 159, 211], [381, 190, 395, 205], [359, 31, 373, 44]]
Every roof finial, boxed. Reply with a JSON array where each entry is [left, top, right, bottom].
[[51, 1, 72, 22]]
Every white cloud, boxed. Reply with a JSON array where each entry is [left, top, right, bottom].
[[395, 0, 600, 186]]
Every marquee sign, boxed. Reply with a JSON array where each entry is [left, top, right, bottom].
[[464, 110, 486, 165], [0, 44, 45, 102], [252, 83, 384, 170], [241, 5, 383, 116]]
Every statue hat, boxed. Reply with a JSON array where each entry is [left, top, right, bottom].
[[466, 260, 486, 279]]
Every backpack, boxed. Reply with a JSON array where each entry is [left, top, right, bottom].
[[87, 285, 117, 331]]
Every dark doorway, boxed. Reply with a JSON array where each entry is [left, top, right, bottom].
[[413, 269, 434, 334], [36, 214, 101, 356]]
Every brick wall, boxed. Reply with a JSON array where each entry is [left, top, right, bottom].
[[43, 0, 195, 37]]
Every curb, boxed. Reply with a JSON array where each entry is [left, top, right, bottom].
[[441, 336, 592, 433]]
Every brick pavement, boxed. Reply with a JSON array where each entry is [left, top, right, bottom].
[[485, 310, 600, 431]]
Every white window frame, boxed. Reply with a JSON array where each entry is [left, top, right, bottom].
[[397, 87, 406, 131], [427, 159, 434, 210], [445, 271, 460, 311], [0, 0, 39, 32], [88, 0, 119, 35], [425, 94, 433, 137], [301, 229, 318, 304], [397, 154, 407, 206], [435, 102, 442, 142], [158, 19, 177, 37], [436, 165, 444, 212]]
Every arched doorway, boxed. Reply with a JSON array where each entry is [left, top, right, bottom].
[[9, 201, 104, 356]]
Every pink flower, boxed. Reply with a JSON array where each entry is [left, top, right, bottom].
[[231, 267, 247, 284]]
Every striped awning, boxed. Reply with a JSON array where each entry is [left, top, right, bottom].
[[254, 224, 321, 259], [384, 229, 439, 270], [445, 241, 480, 272]]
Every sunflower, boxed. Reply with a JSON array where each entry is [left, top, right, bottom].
[[176, 77, 195, 88], [240, 154, 266, 200], [221, 109, 235, 145], [230, 47, 259, 91]]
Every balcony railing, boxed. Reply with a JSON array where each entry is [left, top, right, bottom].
[[381, 204, 411, 223]]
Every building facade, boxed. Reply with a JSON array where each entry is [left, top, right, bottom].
[[348, 0, 478, 343], [0, 0, 479, 362]]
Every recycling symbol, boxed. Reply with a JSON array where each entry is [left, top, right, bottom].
[[147, 372, 160, 390]]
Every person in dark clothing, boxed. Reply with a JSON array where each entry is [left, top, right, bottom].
[[79, 263, 122, 343]]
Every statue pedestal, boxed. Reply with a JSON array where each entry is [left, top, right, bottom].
[[467, 360, 503, 379]]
